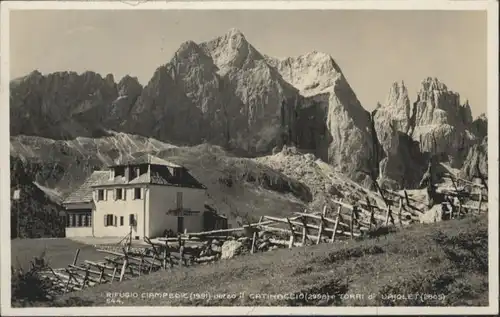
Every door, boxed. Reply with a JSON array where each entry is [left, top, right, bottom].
[[177, 216, 184, 234]]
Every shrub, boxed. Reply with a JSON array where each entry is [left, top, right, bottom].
[[11, 251, 52, 306]]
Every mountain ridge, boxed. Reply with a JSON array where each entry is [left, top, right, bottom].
[[10, 28, 486, 193]]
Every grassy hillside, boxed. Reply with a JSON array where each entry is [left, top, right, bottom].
[[11, 238, 106, 271], [55, 215, 488, 307]]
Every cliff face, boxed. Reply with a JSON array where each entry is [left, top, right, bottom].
[[267, 51, 379, 183], [460, 136, 488, 181], [470, 113, 488, 141], [118, 29, 302, 155], [199, 29, 301, 154]]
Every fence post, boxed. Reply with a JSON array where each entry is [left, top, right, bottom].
[[477, 192, 483, 214], [251, 231, 257, 253], [120, 251, 129, 282], [162, 241, 168, 270], [365, 197, 374, 231], [72, 249, 81, 266], [317, 205, 327, 244], [81, 267, 89, 288], [111, 266, 117, 284], [384, 205, 392, 227], [350, 207, 354, 239], [301, 217, 308, 244], [331, 199, 342, 243], [179, 241, 185, 267], [98, 267, 104, 284], [286, 218, 295, 248], [398, 198, 403, 226]]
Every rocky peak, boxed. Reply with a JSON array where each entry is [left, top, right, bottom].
[[117, 75, 142, 96], [173, 40, 212, 63], [14, 70, 43, 84], [414, 77, 467, 127], [10, 70, 119, 139], [470, 113, 488, 141], [200, 28, 263, 75], [377, 80, 412, 134], [104, 73, 115, 85], [421, 76, 448, 92], [384, 81, 410, 108], [169, 40, 219, 82], [460, 99, 473, 126], [266, 51, 343, 97], [164, 39, 226, 116]]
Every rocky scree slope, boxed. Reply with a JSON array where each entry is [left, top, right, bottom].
[[255, 145, 388, 213]]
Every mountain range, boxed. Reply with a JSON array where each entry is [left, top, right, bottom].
[[9, 28, 488, 236]]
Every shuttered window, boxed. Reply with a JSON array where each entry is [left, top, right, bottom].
[[104, 214, 114, 227], [97, 189, 105, 201], [134, 188, 142, 199]]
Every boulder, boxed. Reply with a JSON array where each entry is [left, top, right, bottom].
[[419, 204, 445, 224], [220, 240, 244, 259]]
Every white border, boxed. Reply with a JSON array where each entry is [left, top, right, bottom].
[[1, 1, 498, 316]]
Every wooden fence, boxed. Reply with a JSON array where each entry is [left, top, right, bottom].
[[35, 178, 488, 296]]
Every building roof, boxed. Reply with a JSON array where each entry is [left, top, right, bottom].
[[91, 172, 206, 189], [63, 171, 109, 205], [109, 154, 183, 168]]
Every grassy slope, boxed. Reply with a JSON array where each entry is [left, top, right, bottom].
[[11, 238, 105, 271], [56, 215, 488, 307]]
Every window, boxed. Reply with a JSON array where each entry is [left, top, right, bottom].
[[120, 216, 124, 226], [97, 189, 105, 201], [104, 214, 114, 227], [134, 188, 142, 200], [129, 214, 136, 226], [67, 212, 91, 227], [114, 166, 125, 177], [174, 168, 182, 178], [115, 188, 123, 200], [176, 192, 183, 209]]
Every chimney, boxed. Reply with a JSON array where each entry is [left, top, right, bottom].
[[109, 168, 114, 180], [125, 166, 130, 182]]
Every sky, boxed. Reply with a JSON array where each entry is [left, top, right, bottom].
[[10, 9, 487, 117]]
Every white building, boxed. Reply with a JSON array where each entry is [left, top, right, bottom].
[[62, 154, 225, 239]]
